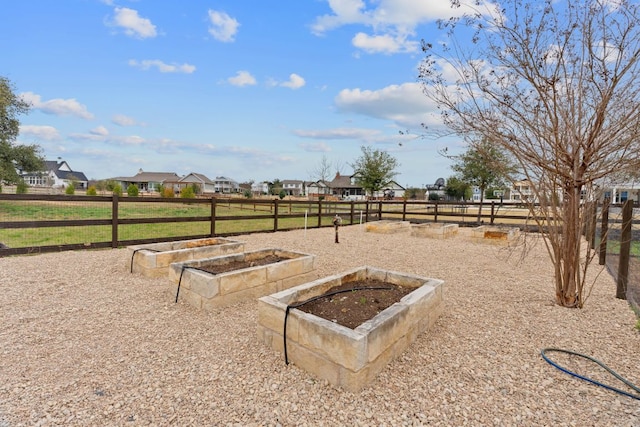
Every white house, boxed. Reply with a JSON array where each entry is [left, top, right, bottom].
[[281, 180, 305, 196], [20, 160, 88, 189], [251, 181, 269, 195], [214, 176, 240, 193]]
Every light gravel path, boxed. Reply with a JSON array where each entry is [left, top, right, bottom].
[[0, 225, 638, 426]]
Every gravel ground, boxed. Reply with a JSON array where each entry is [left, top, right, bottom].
[[0, 225, 638, 426]]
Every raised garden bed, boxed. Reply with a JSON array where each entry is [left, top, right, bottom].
[[168, 248, 317, 310], [127, 237, 244, 278], [258, 266, 444, 392], [411, 222, 459, 239], [470, 225, 521, 246], [364, 220, 411, 234]]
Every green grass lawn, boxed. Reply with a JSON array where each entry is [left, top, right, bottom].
[[0, 199, 341, 248]]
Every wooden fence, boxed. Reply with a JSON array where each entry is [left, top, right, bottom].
[[0, 194, 534, 256], [0, 193, 638, 312]]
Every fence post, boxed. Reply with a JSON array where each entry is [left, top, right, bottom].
[[273, 199, 279, 232], [490, 201, 495, 224], [402, 199, 407, 221], [317, 199, 322, 228], [617, 199, 633, 300], [434, 200, 438, 223], [350, 201, 355, 225], [365, 200, 369, 223], [378, 201, 382, 220], [211, 198, 217, 237], [111, 194, 119, 248], [589, 200, 598, 250], [599, 198, 609, 265]]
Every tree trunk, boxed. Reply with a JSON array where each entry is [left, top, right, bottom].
[[555, 186, 582, 307]]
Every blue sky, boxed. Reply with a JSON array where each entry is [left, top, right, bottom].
[[3, 0, 467, 187]]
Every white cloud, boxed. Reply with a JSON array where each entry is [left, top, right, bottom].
[[128, 59, 196, 74], [90, 126, 109, 136], [19, 125, 61, 141], [110, 7, 157, 39], [19, 92, 94, 120], [294, 127, 382, 140], [352, 32, 418, 54], [112, 114, 139, 126], [334, 82, 440, 128], [208, 10, 240, 42], [312, 0, 482, 54], [227, 71, 257, 87], [280, 73, 306, 89], [298, 142, 332, 152]]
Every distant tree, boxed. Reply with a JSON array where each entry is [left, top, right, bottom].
[[112, 184, 123, 197], [350, 146, 399, 198], [449, 138, 513, 222], [0, 76, 44, 187], [420, 0, 640, 307], [180, 185, 195, 199], [126, 184, 139, 197], [445, 177, 471, 201], [269, 179, 283, 196], [309, 154, 334, 183], [94, 180, 107, 194], [15, 179, 28, 194]]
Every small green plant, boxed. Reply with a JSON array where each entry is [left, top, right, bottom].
[[279, 189, 286, 200], [180, 186, 195, 199], [112, 184, 123, 196], [359, 296, 367, 305], [635, 318, 640, 332], [16, 180, 28, 194], [126, 184, 139, 197], [86, 186, 97, 196], [161, 187, 175, 198], [244, 189, 252, 198], [65, 184, 75, 195]]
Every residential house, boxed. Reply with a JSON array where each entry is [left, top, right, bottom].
[[251, 181, 269, 195], [20, 159, 88, 189], [306, 180, 331, 199], [214, 176, 240, 193], [328, 173, 366, 200], [172, 172, 216, 194], [281, 180, 305, 196], [601, 181, 640, 204], [111, 169, 181, 193], [375, 180, 406, 200]]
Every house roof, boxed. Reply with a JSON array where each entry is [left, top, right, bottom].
[[329, 173, 360, 189], [111, 171, 180, 183], [43, 160, 88, 182], [178, 172, 214, 184]]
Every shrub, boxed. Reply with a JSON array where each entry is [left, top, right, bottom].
[[16, 180, 28, 194], [244, 190, 252, 198], [112, 184, 123, 196], [161, 187, 175, 198], [180, 186, 195, 199], [127, 184, 139, 197], [65, 184, 75, 195], [86, 186, 97, 196], [279, 190, 286, 200]]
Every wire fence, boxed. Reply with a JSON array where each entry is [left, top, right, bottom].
[[597, 200, 640, 317]]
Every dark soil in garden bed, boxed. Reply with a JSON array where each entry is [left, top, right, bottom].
[[198, 255, 288, 275], [295, 279, 413, 329]]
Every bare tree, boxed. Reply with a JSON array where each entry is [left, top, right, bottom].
[[309, 154, 333, 183], [420, 0, 640, 308]]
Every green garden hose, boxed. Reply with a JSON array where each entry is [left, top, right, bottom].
[[540, 348, 640, 400]]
